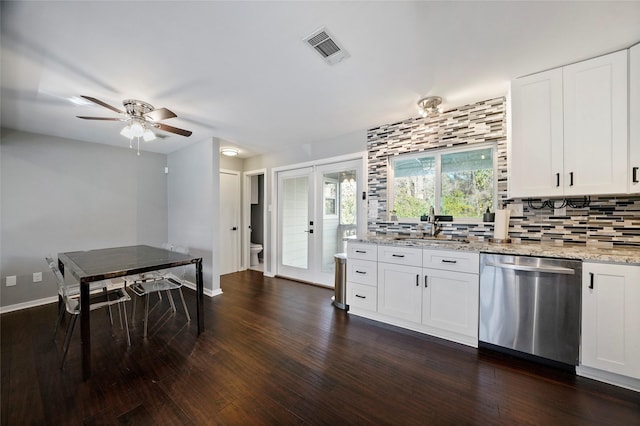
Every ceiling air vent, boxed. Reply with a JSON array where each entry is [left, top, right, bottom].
[[303, 27, 349, 65]]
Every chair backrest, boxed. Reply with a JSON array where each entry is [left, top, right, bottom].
[[45, 256, 67, 297]]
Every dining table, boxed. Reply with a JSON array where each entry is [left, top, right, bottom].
[[57, 244, 204, 380]]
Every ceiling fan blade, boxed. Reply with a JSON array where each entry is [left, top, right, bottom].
[[76, 116, 123, 121], [155, 123, 192, 137], [81, 96, 124, 114], [145, 107, 177, 122]]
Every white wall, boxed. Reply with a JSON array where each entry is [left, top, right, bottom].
[[0, 129, 168, 308], [167, 137, 221, 295]]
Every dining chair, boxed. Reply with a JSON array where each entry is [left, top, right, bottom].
[[126, 244, 191, 338], [45, 257, 131, 368]]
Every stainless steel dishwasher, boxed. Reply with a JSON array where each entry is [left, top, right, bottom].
[[479, 253, 582, 366]]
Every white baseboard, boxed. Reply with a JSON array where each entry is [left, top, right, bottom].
[[577, 365, 640, 392], [0, 296, 58, 314], [1, 281, 223, 314]]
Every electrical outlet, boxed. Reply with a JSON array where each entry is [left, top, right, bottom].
[[33, 272, 42, 283], [6, 276, 16, 287], [554, 207, 567, 216]]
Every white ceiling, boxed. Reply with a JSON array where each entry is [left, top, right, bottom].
[[2, 1, 640, 158]]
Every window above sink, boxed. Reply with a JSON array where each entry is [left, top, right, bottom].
[[388, 143, 497, 222]]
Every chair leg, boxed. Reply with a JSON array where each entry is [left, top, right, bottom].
[[104, 287, 114, 326], [61, 314, 78, 369], [178, 289, 191, 322], [53, 304, 65, 339], [122, 302, 131, 346], [132, 295, 137, 323], [166, 290, 177, 313], [143, 294, 150, 339]]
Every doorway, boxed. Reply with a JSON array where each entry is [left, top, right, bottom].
[[276, 157, 364, 286], [219, 169, 241, 275], [243, 170, 266, 272]]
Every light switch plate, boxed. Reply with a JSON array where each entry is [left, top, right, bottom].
[[6, 276, 16, 287], [507, 203, 523, 217], [33, 272, 42, 282]]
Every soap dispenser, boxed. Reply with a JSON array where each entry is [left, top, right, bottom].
[[483, 207, 495, 222]]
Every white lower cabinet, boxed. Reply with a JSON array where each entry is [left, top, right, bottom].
[[422, 268, 478, 340], [580, 262, 640, 385], [377, 262, 422, 323], [347, 241, 480, 348]]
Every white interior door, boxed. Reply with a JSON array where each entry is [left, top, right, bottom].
[[277, 158, 364, 286], [277, 167, 315, 282], [220, 170, 241, 275]]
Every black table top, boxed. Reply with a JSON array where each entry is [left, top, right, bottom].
[[58, 245, 201, 283]]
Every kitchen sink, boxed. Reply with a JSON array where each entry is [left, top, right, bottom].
[[392, 236, 470, 244]]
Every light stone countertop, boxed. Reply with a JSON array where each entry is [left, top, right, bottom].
[[350, 236, 640, 265]]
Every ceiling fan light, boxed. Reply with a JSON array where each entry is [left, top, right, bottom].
[[130, 121, 144, 137], [120, 125, 133, 139], [143, 128, 156, 141]]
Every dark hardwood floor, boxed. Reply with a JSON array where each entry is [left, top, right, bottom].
[[2, 270, 639, 425]]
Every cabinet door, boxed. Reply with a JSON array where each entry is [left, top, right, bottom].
[[563, 50, 628, 196], [509, 68, 564, 198], [582, 263, 640, 379], [377, 263, 422, 323], [422, 268, 479, 339], [630, 43, 640, 193]]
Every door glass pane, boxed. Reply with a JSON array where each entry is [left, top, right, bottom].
[[321, 170, 357, 274], [282, 176, 308, 269]]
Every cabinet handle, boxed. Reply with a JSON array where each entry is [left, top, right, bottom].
[[441, 259, 457, 264], [355, 250, 366, 253], [570, 172, 574, 187], [589, 272, 594, 290], [633, 167, 639, 184], [556, 173, 560, 187], [392, 254, 405, 258], [355, 294, 366, 299], [355, 270, 366, 275], [424, 275, 428, 288], [416, 274, 419, 286]]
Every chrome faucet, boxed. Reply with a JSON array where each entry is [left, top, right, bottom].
[[427, 206, 441, 237]]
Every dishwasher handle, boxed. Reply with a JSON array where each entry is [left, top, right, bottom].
[[485, 261, 575, 275]]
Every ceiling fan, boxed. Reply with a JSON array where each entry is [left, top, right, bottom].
[[76, 96, 193, 138]]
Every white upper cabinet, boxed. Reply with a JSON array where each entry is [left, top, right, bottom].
[[509, 50, 629, 198], [509, 68, 564, 198], [563, 50, 628, 196], [630, 43, 640, 193]]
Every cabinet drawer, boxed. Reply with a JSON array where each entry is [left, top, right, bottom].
[[378, 245, 422, 267], [347, 259, 377, 286], [347, 242, 378, 261], [348, 282, 377, 311], [423, 249, 479, 274]]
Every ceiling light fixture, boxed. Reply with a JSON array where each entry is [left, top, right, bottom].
[[221, 148, 239, 157], [417, 96, 443, 118]]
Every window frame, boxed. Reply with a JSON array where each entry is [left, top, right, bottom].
[[387, 142, 498, 222]]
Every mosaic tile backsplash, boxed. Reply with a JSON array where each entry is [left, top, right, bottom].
[[367, 97, 640, 248]]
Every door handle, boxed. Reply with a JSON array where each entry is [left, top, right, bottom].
[[231, 227, 237, 231]]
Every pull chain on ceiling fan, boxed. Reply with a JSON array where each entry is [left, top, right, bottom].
[[76, 96, 192, 155]]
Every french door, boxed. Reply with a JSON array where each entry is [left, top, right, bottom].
[[277, 158, 363, 286]]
